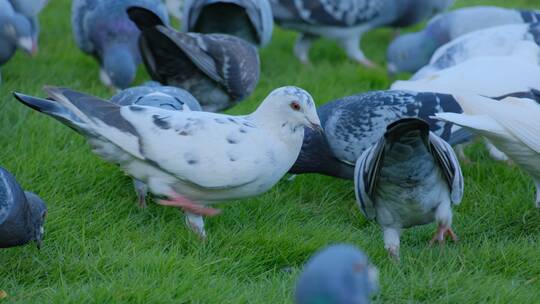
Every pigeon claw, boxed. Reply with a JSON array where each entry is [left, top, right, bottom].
[[430, 225, 458, 246], [158, 196, 221, 217]]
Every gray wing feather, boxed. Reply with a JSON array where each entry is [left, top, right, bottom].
[[354, 138, 384, 220], [429, 132, 464, 205], [0, 167, 25, 225]]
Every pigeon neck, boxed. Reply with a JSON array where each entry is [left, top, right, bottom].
[[250, 104, 305, 138]]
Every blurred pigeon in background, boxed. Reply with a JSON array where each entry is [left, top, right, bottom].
[[354, 118, 463, 259], [0, 0, 39, 82], [13, 86, 321, 239], [387, 6, 540, 75], [110, 81, 202, 207], [295, 244, 378, 304], [71, 0, 170, 89], [182, 0, 274, 47], [9, 0, 49, 44], [270, 0, 454, 66], [413, 23, 540, 80], [0, 167, 47, 249], [436, 94, 540, 208], [290, 90, 471, 179], [128, 6, 260, 112]]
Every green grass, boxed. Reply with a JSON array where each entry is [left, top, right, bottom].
[[1, 0, 540, 302]]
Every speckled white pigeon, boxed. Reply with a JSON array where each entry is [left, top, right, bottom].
[[13, 86, 321, 239], [435, 94, 540, 209], [354, 118, 463, 259]]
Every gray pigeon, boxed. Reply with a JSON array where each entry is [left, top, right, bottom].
[[355, 118, 463, 259], [295, 244, 378, 304], [71, 0, 170, 89], [387, 6, 540, 75], [128, 6, 260, 112], [13, 85, 320, 239], [0, 167, 47, 249], [0, 0, 38, 81], [110, 81, 202, 207], [290, 90, 470, 179], [270, 0, 453, 66], [8, 0, 48, 45], [182, 0, 274, 47]]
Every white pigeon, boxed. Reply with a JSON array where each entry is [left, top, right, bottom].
[[435, 94, 540, 209], [413, 23, 540, 80], [13, 86, 321, 239], [391, 41, 540, 97]]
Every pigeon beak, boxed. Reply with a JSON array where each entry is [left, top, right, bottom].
[[18, 37, 38, 56], [307, 120, 323, 133]]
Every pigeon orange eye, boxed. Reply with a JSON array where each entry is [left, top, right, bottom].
[[290, 101, 301, 111]]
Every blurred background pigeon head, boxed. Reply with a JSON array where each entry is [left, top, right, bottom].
[[23, 191, 47, 249], [101, 44, 138, 90], [387, 31, 436, 75], [295, 244, 378, 304], [0, 10, 37, 55]]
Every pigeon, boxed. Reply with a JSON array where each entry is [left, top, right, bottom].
[[13, 85, 321, 239], [71, 0, 170, 89], [435, 94, 540, 208], [110, 81, 202, 207], [0, 0, 38, 81], [354, 118, 463, 259], [295, 244, 378, 304], [413, 23, 540, 80], [128, 6, 260, 112], [182, 0, 274, 47], [270, 0, 453, 66], [391, 46, 540, 98], [387, 6, 540, 75], [290, 90, 471, 179], [0, 167, 47, 249]]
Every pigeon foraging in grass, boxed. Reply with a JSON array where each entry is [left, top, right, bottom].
[[0, 167, 47, 249], [128, 6, 260, 112], [13, 85, 320, 239], [295, 244, 379, 304], [354, 118, 463, 259], [270, 0, 453, 66], [71, 0, 170, 89]]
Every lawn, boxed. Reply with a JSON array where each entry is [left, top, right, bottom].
[[1, 0, 540, 303]]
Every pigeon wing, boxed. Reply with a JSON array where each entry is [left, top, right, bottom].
[[354, 138, 384, 219]]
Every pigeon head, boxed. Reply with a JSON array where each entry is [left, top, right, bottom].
[[102, 46, 136, 89], [255, 86, 321, 132], [387, 32, 435, 75], [0, 14, 37, 55], [24, 191, 47, 249], [295, 244, 379, 304]]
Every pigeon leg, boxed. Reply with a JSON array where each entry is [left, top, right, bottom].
[[383, 227, 401, 260], [158, 194, 221, 216], [431, 200, 457, 245], [430, 224, 458, 245], [338, 32, 377, 68], [484, 138, 509, 162], [185, 212, 206, 240], [133, 179, 148, 209], [294, 33, 317, 64]]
